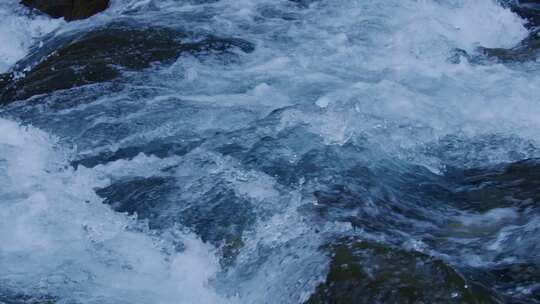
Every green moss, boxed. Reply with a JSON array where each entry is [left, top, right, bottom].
[[306, 239, 503, 304]]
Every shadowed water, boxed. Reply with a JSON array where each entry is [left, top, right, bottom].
[[1, 0, 540, 303]]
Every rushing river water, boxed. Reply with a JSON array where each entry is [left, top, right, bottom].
[[1, 0, 540, 303]]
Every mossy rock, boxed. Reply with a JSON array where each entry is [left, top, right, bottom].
[[0, 23, 254, 104], [306, 238, 503, 304], [0, 24, 180, 103], [21, 0, 109, 21]]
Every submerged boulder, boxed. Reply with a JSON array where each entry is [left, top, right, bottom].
[[0, 24, 180, 103], [0, 23, 254, 103], [306, 238, 503, 304], [21, 0, 109, 21], [478, 0, 540, 62], [479, 29, 540, 62], [479, 1, 540, 62], [0, 73, 12, 92]]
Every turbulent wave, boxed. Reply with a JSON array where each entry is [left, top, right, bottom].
[[0, 118, 233, 303], [1, 0, 540, 303], [0, 1, 62, 73]]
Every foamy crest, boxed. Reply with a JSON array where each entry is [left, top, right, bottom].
[[395, 0, 527, 53], [0, 1, 62, 73], [0, 118, 234, 304]]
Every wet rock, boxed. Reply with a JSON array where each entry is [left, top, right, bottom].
[[478, 1, 540, 62], [289, 0, 319, 7], [21, 0, 109, 21], [0, 73, 13, 91], [0, 24, 180, 103], [306, 238, 503, 304], [194, 35, 255, 54], [478, 30, 540, 62], [0, 23, 254, 104]]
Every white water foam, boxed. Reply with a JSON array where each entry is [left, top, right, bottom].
[[1, 0, 540, 302], [0, 1, 62, 73], [0, 118, 235, 303]]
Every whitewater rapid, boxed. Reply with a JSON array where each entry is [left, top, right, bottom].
[[1, 0, 540, 303], [0, 118, 235, 303]]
